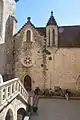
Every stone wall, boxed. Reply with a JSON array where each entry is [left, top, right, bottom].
[[43, 48, 80, 91], [0, 44, 6, 75], [0, 0, 16, 81], [14, 23, 80, 91], [0, 0, 16, 43], [0, 39, 14, 81], [0, 97, 27, 120], [54, 48, 80, 91], [0, 16, 15, 81], [14, 24, 44, 90]]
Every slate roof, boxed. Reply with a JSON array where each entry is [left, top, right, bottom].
[[58, 25, 80, 48], [46, 11, 57, 26], [14, 13, 80, 48], [15, 0, 19, 2], [36, 25, 80, 48], [36, 27, 46, 37]]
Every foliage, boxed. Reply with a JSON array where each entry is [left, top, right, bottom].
[[34, 87, 80, 97], [33, 107, 38, 113], [34, 87, 42, 95], [42, 89, 49, 96]]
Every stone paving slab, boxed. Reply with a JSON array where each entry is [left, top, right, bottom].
[[32, 99, 80, 120]]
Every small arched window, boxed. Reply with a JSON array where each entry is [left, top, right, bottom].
[[52, 29, 55, 45], [26, 30, 31, 42], [48, 30, 50, 46]]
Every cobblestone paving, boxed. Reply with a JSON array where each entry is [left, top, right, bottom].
[[32, 99, 80, 120]]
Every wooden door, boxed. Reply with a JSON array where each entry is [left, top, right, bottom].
[[24, 75, 32, 91]]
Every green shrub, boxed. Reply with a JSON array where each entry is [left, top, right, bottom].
[[54, 86, 61, 92], [49, 89, 54, 96], [42, 89, 49, 96], [34, 87, 42, 95]]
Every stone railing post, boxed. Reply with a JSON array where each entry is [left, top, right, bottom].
[[5, 86, 8, 99]]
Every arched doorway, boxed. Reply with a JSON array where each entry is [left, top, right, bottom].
[[5, 109, 13, 120], [24, 75, 32, 91], [17, 108, 26, 120]]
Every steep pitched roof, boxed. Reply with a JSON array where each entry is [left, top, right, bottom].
[[14, 13, 80, 48], [14, 17, 36, 37], [58, 25, 80, 48], [36, 27, 46, 37], [46, 11, 57, 26], [36, 25, 80, 48], [15, 0, 19, 2]]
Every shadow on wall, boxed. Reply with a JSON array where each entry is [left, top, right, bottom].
[[5, 15, 14, 41], [5, 109, 13, 120], [17, 108, 26, 120], [2, 74, 15, 82]]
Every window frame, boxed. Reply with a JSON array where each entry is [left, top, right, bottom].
[[26, 29, 33, 42]]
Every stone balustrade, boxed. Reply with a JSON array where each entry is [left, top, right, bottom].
[[0, 78, 29, 111]]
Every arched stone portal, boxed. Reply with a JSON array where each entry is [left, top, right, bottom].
[[24, 75, 32, 91], [5, 109, 13, 120]]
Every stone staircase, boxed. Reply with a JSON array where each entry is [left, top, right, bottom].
[[0, 77, 39, 120], [0, 78, 30, 112]]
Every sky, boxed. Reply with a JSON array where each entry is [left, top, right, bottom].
[[16, 0, 80, 30]]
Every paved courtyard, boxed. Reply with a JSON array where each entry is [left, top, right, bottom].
[[32, 99, 80, 120]]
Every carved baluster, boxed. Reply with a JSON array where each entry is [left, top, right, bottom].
[[12, 83, 15, 94], [21, 88, 22, 94], [7, 86, 11, 97], [25, 92, 26, 99], [19, 85, 21, 93], [18, 84, 20, 92], [5, 86, 8, 99], [10, 84, 12, 96], [15, 82, 17, 91], [23, 91, 25, 98], [17, 83, 19, 92], [13, 82, 15, 93], [22, 89, 24, 96], [24, 92, 25, 99], [2, 88, 6, 100]]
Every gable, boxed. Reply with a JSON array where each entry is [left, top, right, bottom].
[[14, 20, 42, 38], [14, 19, 80, 48]]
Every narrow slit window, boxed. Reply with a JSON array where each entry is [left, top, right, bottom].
[[26, 30, 31, 42], [49, 30, 50, 46], [52, 29, 55, 45]]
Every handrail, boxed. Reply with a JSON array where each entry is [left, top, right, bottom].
[[0, 78, 18, 88], [0, 78, 30, 111]]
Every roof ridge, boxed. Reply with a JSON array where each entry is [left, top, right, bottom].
[[59, 25, 80, 27]]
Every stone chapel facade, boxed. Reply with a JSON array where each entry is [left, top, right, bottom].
[[0, 0, 80, 91]]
